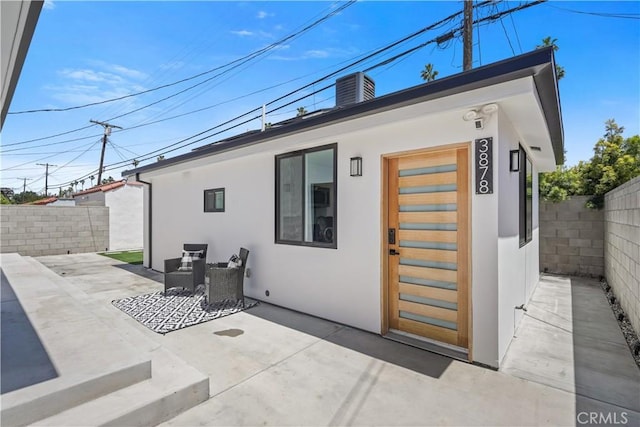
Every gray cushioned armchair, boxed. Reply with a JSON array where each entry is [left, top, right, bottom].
[[164, 243, 208, 294], [207, 247, 249, 306]]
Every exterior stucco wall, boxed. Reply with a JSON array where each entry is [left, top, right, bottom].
[[0, 205, 109, 256], [139, 77, 552, 368], [143, 108, 543, 368], [496, 110, 540, 365], [604, 176, 640, 334], [105, 184, 143, 250], [149, 110, 476, 336]]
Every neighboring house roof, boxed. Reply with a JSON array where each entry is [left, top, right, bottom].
[[123, 47, 563, 178], [27, 196, 58, 205], [73, 180, 143, 197]]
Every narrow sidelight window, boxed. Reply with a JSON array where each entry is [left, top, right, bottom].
[[275, 144, 337, 248], [519, 146, 533, 246]]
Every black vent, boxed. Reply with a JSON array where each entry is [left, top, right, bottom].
[[335, 72, 375, 107]]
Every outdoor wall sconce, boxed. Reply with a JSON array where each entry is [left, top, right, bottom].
[[510, 149, 520, 172], [350, 157, 363, 177]]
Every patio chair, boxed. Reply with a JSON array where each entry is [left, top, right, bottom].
[[206, 247, 249, 307], [164, 243, 208, 294]]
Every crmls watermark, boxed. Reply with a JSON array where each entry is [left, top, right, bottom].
[[577, 411, 628, 425]]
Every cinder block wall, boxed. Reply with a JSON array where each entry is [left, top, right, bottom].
[[604, 177, 640, 334], [540, 196, 604, 277], [0, 206, 109, 256]]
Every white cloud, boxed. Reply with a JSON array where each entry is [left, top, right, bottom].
[[256, 11, 274, 19], [231, 30, 254, 37], [305, 50, 330, 59], [51, 62, 149, 110], [43, 0, 55, 10], [59, 69, 125, 85], [109, 65, 147, 80], [270, 47, 357, 61]]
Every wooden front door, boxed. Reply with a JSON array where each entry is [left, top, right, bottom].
[[386, 145, 470, 349]]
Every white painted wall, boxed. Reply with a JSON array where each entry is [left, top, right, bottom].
[[139, 77, 551, 368], [105, 184, 144, 251], [149, 110, 476, 321], [496, 110, 541, 364], [470, 116, 500, 367]]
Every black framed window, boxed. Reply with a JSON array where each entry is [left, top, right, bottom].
[[204, 188, 225, 212], [519, 146, 533, 246], [275, 144, 337, 248]]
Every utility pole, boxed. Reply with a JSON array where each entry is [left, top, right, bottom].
[[36, 163, 57, 196], [463, 0, 473, 71], [90, 120, 123, 186], [17, 177, 31, 193]]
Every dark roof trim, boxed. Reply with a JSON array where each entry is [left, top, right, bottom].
[[123, 47, 563, 177]]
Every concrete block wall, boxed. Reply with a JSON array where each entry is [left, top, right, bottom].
[[604, 176, 640, 335], [540, 196, 604, 277], [0, 206, 109, 256]]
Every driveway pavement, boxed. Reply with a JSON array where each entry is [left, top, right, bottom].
[[3, 253, 639, 426]]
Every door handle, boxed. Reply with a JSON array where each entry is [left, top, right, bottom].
[[389, 249, 400, 256]]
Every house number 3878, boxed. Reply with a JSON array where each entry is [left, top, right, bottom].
[[475, 137, 493, 195]]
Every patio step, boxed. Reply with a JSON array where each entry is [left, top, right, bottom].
[[0, 254, 152, 426], [34, 348, 209, 427]]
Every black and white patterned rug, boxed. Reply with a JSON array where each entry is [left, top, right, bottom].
[[112, 286, 258, 334]]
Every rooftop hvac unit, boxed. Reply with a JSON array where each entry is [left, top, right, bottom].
[[335, 72, 375, 107]]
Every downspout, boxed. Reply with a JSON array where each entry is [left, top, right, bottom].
[[136, 173, 152, 269]]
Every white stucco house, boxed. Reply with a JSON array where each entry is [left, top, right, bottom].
[[73, 180, 144, 251], [124, 48, 563, 369]]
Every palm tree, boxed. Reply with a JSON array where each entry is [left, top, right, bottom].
[[80, 179, 85, 190], [296, 107, 308, 117], [73, 181, 78, 192], [89, 175, 95, 187], [537, 37, 565, 80], [420, 63, 439, 82]]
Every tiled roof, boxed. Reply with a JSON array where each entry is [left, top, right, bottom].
[[72, 180, 142, 197], [28, 196, 58, 205]]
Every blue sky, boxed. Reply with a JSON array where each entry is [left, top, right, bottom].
[[1, 1, 638, 194]]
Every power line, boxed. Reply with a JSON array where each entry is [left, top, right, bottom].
[[90, 120, 123, 185], [1, 0, 472, 157], [7, 1, 357, 116], [2, 2, 356, 150], [16, 177, 32, 193], [508, 5, 523, 53], [36, 163, 57, 195], [22, 0, 545, 189], [94, 0, 520, 173], [51, 0, 509, 187], [544, 4, 640, 20]]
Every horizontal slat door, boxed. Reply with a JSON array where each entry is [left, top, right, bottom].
[[387, 147, 469, 348]]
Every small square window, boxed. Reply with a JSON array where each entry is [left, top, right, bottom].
[[204, 188, 225, 212]]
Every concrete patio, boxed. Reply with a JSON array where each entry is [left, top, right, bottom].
[[1, 253, 639, 426]]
